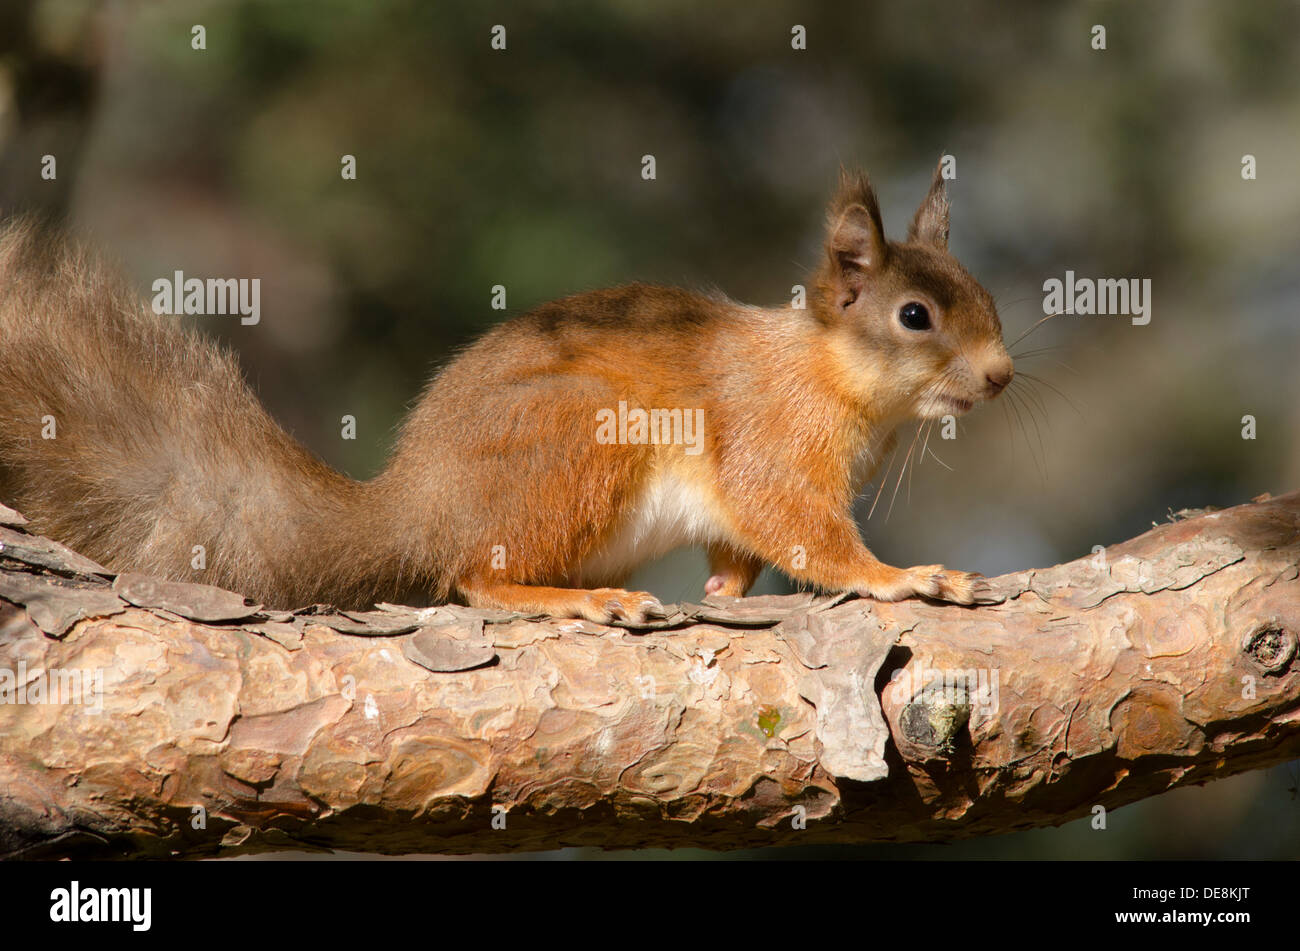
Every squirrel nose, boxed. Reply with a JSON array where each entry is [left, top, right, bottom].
[[985, 364, 1013, 394]]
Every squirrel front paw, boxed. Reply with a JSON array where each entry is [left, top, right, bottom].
[[575, 588, 666, 624], [855, 564, 984, 606]]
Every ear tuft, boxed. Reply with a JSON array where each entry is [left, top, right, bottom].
[[908, 159, 950, 249], [829, 166, 884, 227], [824, 167, 887, 297]]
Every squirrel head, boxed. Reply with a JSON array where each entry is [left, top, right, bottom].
[[813, 162, 1013, 422]]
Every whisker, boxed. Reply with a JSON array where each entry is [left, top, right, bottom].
[[866, 436, 903, 521], [1039, 359, 1080, 376], [902, 362, 966, 510], [1007, 310, 1072, 350], [886, 421, 924, 523], [1018, 371, 1087, 419], [1009, 384, 1049, 481], [882, 366, 957, 521], [918, 417, 937, 473], [926, 445, 954, 471], [909, 418, 936, 502], [865, 360, 972, 522], [1010, 344, 1070, 360], [1005, 385, 1046, 482], [992, 293, 1049, 312], [1009, 375, 1050, 421]]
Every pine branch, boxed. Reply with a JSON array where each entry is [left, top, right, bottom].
[[0, 492, 1297, 858]]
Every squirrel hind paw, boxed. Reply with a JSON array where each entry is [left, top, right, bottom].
[[705, 572, 751, 598]]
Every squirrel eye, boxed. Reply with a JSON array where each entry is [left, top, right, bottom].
[[898, 301, 932, 331]]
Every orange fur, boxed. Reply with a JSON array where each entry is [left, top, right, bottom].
[[0, 164, 1012, 617]]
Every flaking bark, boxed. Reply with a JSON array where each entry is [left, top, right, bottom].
[[0, 492, 1298, 859]]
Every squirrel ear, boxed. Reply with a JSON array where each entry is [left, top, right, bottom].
[[826, 168, 888, 290], [828, 203, 887, 272], [908, 160, 950, 249]]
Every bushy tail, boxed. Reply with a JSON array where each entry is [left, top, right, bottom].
[[0, 218, 373, 605]]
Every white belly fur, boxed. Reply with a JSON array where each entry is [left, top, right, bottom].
[[578, 472, 722, 585]]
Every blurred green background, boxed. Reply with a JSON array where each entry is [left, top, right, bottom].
[[2, 0, 1297, 859]]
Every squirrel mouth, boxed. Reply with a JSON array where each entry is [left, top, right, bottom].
[[937, 395, 974, 414]]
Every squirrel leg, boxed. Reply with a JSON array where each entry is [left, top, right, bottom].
[[455, 577, 665, 625], [722, 500, 983, 606], [704, 543, 764, 597]]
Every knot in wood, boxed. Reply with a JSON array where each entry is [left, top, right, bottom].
[[1242, 622, 1296, 675], [899, 696, 970, 754]]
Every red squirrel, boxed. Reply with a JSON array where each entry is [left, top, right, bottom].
[[0, 163, 1012, 622]]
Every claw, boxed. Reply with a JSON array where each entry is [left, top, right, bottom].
[[854, 564, 984, 606], [577, 588, 663, 625]]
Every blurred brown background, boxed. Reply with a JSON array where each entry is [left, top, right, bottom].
[[2, 0, 1297, 858]]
